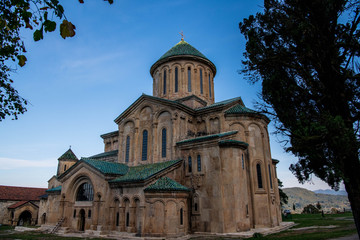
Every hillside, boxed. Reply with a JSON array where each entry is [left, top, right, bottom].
[[282, 187, 350, 213]]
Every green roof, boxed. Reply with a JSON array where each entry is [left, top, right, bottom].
[[197, 97, 243, 111], [150, 40, 216, 75], [158, 40, 209, 61], [46, 186, 61, 192], [224, 104, 258, 114], [58, 148, 78, 161], [89, 150, 118, 159], [110, 159, 181, 183], [176, 131, 238, 145], [82, 158, 128, 175], [144, 177, 190, 192]]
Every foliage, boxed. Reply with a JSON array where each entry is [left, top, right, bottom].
[[0, 0, 113, 121], [239, 0, 360, 236], [316, 201, 322, 210], [302, 204, 321, 214], [278, 179, 288, 206]]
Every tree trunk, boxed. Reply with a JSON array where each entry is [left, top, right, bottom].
[[343, 155, 360, 238]]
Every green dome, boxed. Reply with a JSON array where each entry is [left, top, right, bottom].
[[150, 40, 216, 75]]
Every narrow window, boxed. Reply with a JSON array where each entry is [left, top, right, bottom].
[[126, 212, 130, 227], [188, 67, 191, 92], [208, 73, 212, 98], [246, 204, 249, 215], [64, 165, 67, 171], [242, 154, 245, 169], [88, 210, 91, 218], [125, 136, 130, 163], [163, 70, 167, 94], [194, 203, 198, 212], [188, 156, 192, 173], [142, 130, 148, 161], [175, 67, 178, 92], [197, 155, 201, 172], [256, 164, 263, 189], [200, 69, 203, 94], [161, 128, 167, 158], [73, 210, 76, 218], [116, 212, 119, 226], [268, 164, 273, 189], [180, 208, 183, 225]]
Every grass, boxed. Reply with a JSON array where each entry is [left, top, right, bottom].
[[0, 213, 357, 240]]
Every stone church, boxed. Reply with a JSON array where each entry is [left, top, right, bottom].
[[39, 38, 282, 237]]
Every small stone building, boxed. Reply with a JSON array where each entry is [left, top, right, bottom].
[[0, 185, 46, 226], [39, 39, 282, 237]]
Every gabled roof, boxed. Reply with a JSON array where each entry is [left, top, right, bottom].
[[57, 158, 128, 180], [110, 159, 182, 183], [89, 150, 118, 159], [0, 186, 47, 201], [224, 104, 269, 122], [82, 158, 129, 175], [58, 148, 78, 161], [144, 177, 190, 192], [176, 131, 238, 145], [197, 97, 243, 111], [150, 40, 216, 75], [8, 200, 38, 209]]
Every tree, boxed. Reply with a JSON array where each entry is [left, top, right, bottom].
[[239, 0, 360, 237], [302, 204, 320, 214], [316, 201, 322, 210], [278, 179, 288, 206], [0, 0, 113, 121]]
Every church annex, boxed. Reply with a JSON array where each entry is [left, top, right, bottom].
[[39, 39, 282, 237]]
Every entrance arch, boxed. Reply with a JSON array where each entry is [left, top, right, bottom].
[[18, 210, 32, 226], [79, 209, 86, 231]]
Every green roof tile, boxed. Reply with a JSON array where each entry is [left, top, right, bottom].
[[176, 131, 238, 145], [82, 158, 128, 175], [225, 104, 260, 114], [110, 159, 181, 183], [89, 150, 118, 159], [46, 186, 61, 192], [197, 97, 243, 111], [144, 177, 190, 192], [158, 40, 209, 61], [58, 148, 78, 161]]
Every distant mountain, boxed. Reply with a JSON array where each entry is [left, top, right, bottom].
[[313, 189, 347, 196], [282, 187, 350, 213]]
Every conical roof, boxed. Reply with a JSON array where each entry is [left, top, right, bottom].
[[58, 148, 78, 161], [150, 40, 216, 75]]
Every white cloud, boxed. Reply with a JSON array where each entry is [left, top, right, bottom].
[[0, 157, 57, 170]]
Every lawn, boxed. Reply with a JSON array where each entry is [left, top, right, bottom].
[[0, 213, 357, 240]]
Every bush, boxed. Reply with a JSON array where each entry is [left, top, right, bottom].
[[302, 204, 321, 214]]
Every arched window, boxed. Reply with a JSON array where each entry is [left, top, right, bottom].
[[256, 164, 263, 189], [126, 212, 130, 227], [197, 155, 201, 172], [188, 156, 192, 173], [73, 210, 76, 218], [125, 135, 130, 163], [76, 182, 94, 201], [161, 128, 167, 158], [116, 212, 119, 226], [64, 165, 67, 171], [208, 73, 212, 98], [188, 67, 192, 92], [200, 69, 203, 94], [88, 210, 91, 218], [175, 67, 178, 92], [163, 70, 167, 94], [268, 164, 273, 189], [142, 130, 148, 161], [180, 208, 183, 225]]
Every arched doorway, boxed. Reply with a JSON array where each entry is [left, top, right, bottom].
[[79, 209, 86, 231], [18, 210, 32, 226]]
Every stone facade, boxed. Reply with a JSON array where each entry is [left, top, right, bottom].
[[39, 39, 282, 237]]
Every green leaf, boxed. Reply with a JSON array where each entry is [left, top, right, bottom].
[[60, 20, 76, 39], [56, 5, 64, 18], [44, 20, 56, 32], [33, 29, 43, 41], [17, 55, 27, 67]]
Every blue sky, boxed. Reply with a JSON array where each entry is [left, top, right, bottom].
[[0, 0, 334, 190]]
